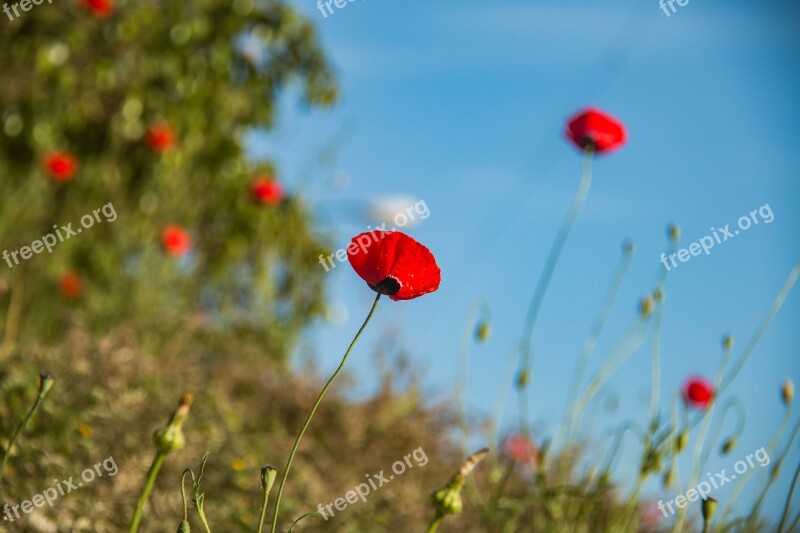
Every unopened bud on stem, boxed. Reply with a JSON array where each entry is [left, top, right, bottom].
[[153, 392, 193, 454]]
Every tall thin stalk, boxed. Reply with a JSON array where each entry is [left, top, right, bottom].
[[517, 147, 594, 433], [0, 372, 54, 481], [270, 293, 381, 533]]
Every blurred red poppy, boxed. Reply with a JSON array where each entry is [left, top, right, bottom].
[[81, 0, 113, 18], [565, 107, 626, 154], [250, 177, 284, 206], [161, 224, 191, 257], [59, 272, 83, 300], [682, 376, 714, 409], [146, 124, 176, 153], [505, 434, 540, 467], [347, 231, 440, 301], [43, 152, 78, 182]]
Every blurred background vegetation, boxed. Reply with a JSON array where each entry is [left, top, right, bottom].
[[3, 0, 788, 532]]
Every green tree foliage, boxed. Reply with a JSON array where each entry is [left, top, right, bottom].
[[0, 0, 337, 357]]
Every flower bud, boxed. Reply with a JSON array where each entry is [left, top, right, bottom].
[[702, 497, 717, 527], [516, 369, 530, 388], [653, 288, 664, 304], [431, 482, 464, 516], [474, 322, 491, 343], [38, 371, 55, 396], [675, 431, 688, 453], [722, 335, 733, 351], [782, 379, 794, 406], [153, 392, 193, 454], [430, 449, 488, 517], [261, 466, 277, 493], [721, 438, 737, 455], [668, 224, 680, 243], [177, 520, 190, 533], [639, 296, 654, 319], [622, 240, 635, 256]]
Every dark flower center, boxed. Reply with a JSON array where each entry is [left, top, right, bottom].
[[370, 276, 401, 296]]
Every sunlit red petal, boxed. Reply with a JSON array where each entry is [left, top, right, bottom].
[[347, 231, 440, 301]]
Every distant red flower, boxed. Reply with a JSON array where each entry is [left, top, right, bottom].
[[347, 231, 440, 301], [640, 501, 664, 527], [565, 107, 626, 154], [161, 224, 191, 257], [250, 177, 284, 206], [43, 152, 78, 182], [59, 272, 83, 300], [682, 376, 714, 409], [146, 124, 176, 153], [81, 0, 114, 18], [505, 434, 540, 467]]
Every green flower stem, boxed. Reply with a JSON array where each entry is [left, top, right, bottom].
[[1, 373, 53, 481], [654, 259, 800, 448], [559, 244, 632, 450], [673, 341, 733, 533], [778, 459, 800, 532], [129, 451, 166, 533], [746, 416, 800, 529], [568, 313, 649, 435], [425, 513, 444, 533], [718, 259, 800, 395], [718, 402, 791, 527], [457, 301, 482, 456], [270, 293, 381, 533], [518, 146, 594, 433]]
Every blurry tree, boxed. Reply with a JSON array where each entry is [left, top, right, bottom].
[[0, 0, 337, 360]]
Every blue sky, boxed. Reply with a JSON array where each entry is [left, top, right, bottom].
[[251, 0, 800, 523]]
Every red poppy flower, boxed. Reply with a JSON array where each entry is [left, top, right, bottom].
[[565, 107, 626, 154], [81, 0, 114, 18], [505, 434, 540, 467], [250, 177, 284, 206], [146, 124, 176, 153], [43, 152, 78, 182], [346, 231, 440, 301], [59, 272, 83, 300], [161, 224, 191, 257], [682, 376, 714, 409]]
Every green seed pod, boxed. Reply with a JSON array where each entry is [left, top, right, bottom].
[[675, 431, 688, 453], [721, 438, 737, 455], [639, 296, 654, 319], [177, 520, 190, 533], [474, 322, 491, 343], [782, 379, 795, 406], [702, 497, 717, 527]]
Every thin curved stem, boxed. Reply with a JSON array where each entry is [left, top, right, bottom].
[[569, 314, 650, 433], [0, 374, 53, 481], [269, 293, 381, 533], [654, 259, 800, 448], [129, 452, 166, 533], [747, 417, 800, 529], [425, 514, 444, 533], [559, 244, 632, 448], [673, 341, 733, 533], [778, 459, 800, 532], [517, 147, 594, 433]]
